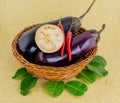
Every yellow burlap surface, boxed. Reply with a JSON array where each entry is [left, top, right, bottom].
[[0, 0, 120, 103]]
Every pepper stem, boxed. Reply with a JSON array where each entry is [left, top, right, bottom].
[[79, 0, 96, 20], [58, 16, 62, 24], [69, 18, 73, 31]]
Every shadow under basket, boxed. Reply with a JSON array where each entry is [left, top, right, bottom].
[[12, 24, 97, 81]]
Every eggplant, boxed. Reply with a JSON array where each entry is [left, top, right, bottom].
[[23, 42, 39, 62], [18, 0, 96, 54], [34, 24, 105, 67], [18, 17, 72, 54]]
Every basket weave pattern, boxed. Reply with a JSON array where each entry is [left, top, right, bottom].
[[12, 24, 97, 81]]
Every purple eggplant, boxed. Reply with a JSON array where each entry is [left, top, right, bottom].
[[18, 0, 96, 55], [23, 42, 39, 62], [34, 24, 105, 67]]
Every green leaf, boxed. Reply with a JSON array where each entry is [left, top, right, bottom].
[[65, 81, 88, 96], [76, 68, 98, 84], [23, 72, 33, 78], [87, 62, 108, 77], [20, 77, 38, 96], [45, 81, 65, 97], [91, 55, 107, 67], [12, 67, 27, 79]]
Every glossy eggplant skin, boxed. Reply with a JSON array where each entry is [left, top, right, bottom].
[[34, 30, 99, 67], [23, 42, 39, 62], [18, 0, 96, 59], [17, 0, 98, 66], [18, 16, 72, 54]]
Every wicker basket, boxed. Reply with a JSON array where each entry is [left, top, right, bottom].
[[11, 24, 97, 81]]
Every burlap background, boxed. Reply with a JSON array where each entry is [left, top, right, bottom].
[[0, 0, 120, 103]]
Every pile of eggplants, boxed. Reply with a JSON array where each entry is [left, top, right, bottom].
[[17, 0, 106, 67]]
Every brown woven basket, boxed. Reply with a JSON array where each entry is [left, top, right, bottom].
[[11, 24, 97, 81]]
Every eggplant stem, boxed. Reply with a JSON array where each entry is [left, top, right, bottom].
[[98, 24, 106, 34], [79, 0, 96, 20]]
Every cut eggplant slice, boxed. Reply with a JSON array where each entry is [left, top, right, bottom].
[[35, 24, 64, 53]]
